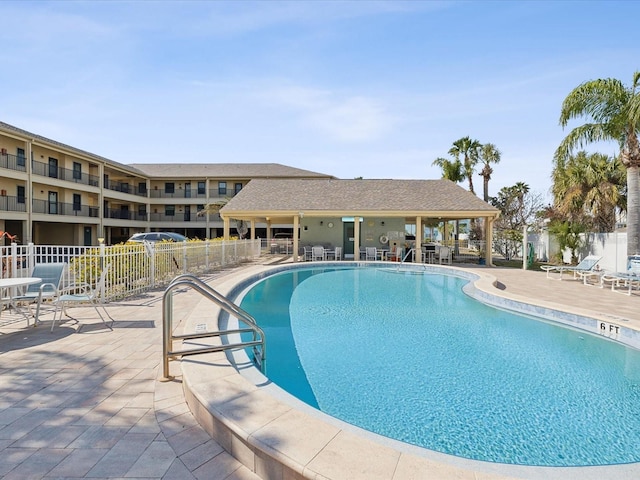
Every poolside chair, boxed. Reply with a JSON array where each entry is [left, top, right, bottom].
[[311, 246, 325, 261], [52, 264, 114, 331], [540, 255, 601, 280], [365, 247, 377, 261], [13, 263, 66, 326], [600, 255, 640, 295], [438, 246, 452, 265]]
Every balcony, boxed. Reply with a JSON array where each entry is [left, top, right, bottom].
[[149, 212, 209, 222], [31, 160, 99, 187], [0, 195, 27, 212], [104, 180, 147, 197], [0, 153, 27, 172], [149, 189, 207, 199], [104, 208, 148, 221], [32, 199, 99, 217]]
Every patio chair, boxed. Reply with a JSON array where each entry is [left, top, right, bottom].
[[52, 264, 114, 331], [365, 247, 377, 261], [599, 255, 640, 295], [13, 263, 66, 325], [311, 246, 325, 261], [540, 255, 601, 280], [438, 246, 452, 265]]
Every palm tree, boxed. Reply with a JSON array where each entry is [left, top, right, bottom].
[[479, 143, 501, 202], [552, 151, 626, 232], [431, 157, 465, 183], [556, 71, 640, 255], [432, 156, 465, 252], [449, 136, 482, 195]]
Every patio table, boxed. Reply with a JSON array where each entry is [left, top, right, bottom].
[[0, 277, 43, 326]]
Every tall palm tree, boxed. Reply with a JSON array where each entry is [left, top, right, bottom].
[[449, 136, 482, 195], [479, 143, 501, 202], [556, 71, 640, 255]]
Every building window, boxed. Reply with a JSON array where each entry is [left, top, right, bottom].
[[218, 181, 227, 195], [139, 182, 147, 195], [138, 205, 146, 218], [17, 185, 25, 204], [235, 182, 242, 194], [197, 181, 206, 195], [73, 162, 82, 180], [165, 205, 175, 217], [16, 148, 25, 167], [73, 193, 81, 211], [165, 183, 175, 194]]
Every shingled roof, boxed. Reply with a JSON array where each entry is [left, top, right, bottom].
[[221, 179, 499, 218], [129, 163, 333, 179]]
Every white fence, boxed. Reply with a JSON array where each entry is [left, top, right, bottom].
[[528, 231, 629, 272], [0, 239, 262, 301]]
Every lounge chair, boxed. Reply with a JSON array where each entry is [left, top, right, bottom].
[[600, 255, 640, 295], [52, 264, 114, 331], [540, 255, 601, 280], [13, 263, 66, 325]]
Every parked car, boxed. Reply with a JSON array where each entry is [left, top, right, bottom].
[[127, 232, 188, 243]]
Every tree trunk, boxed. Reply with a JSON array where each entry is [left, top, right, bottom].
[[483, 176, 489, 203], [628, 165, 640, 255]]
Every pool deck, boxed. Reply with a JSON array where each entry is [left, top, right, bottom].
[[0, 260, 639, 479]]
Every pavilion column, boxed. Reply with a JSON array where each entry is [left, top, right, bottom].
[[223, 217, 230, 241], [266, 219, 272, 242], [486, 216, 495, 266], [414, 216, 422, 263], [250, 219, 256, 240], [293, 215, 299, 262], [353, 216, 361, 261]]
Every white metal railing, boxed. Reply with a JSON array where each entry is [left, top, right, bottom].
[[0, 239, 261, 301]]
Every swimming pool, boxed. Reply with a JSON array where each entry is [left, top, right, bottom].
[[238, 266, 640, 467]]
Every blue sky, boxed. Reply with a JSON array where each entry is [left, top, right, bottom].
[[1, 1, 637, 201]]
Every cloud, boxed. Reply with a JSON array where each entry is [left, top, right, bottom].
[[260, 84, 393, 142]]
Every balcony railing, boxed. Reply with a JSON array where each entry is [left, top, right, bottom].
[[31, 160, 100, 187], [105, 208, 148, 221], [0, 153, 27, 172], [104, 180, 148, 197], [32, 199, 99, 217], [0, 195, 27, 212], [149, 212, 209, 222], [149, 189, 207, 199]]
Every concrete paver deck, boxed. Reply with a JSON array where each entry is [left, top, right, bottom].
[[0, 262, 638, 479]]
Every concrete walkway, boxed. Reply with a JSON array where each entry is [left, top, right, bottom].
[[0, 262, 638, 479]]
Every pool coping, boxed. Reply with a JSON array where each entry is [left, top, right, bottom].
[[178, 262, 640, 480]]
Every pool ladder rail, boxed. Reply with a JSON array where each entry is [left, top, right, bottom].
[[161, 274, 266, 381]]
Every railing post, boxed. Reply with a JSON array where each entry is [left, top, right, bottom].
[[149, 243, 156, 289], [26, 242, 34, 273], [222, 242, 226, 267], [10, 242, 18, 278], [99, 242, 106, 302], [161, 288, 174, 381], [182, 241, 188, 274]]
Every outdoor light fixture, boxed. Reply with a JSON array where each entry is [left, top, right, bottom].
[[320, 221, 323, 226], [381, 221, 385, 226]]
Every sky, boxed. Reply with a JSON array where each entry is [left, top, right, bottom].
[[1, 0, 637, 202]]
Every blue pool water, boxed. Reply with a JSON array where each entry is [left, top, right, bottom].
[[238, 266, 640, 467]]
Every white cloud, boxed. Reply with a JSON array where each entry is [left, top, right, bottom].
[[259, 84, 393, 142]]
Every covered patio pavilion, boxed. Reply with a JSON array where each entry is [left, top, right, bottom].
[[219, 178, 501, 264]]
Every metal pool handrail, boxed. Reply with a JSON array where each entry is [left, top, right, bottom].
[[161, 274, 265, 381]]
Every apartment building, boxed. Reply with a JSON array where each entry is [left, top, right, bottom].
[[0, 121, 332, 245]]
